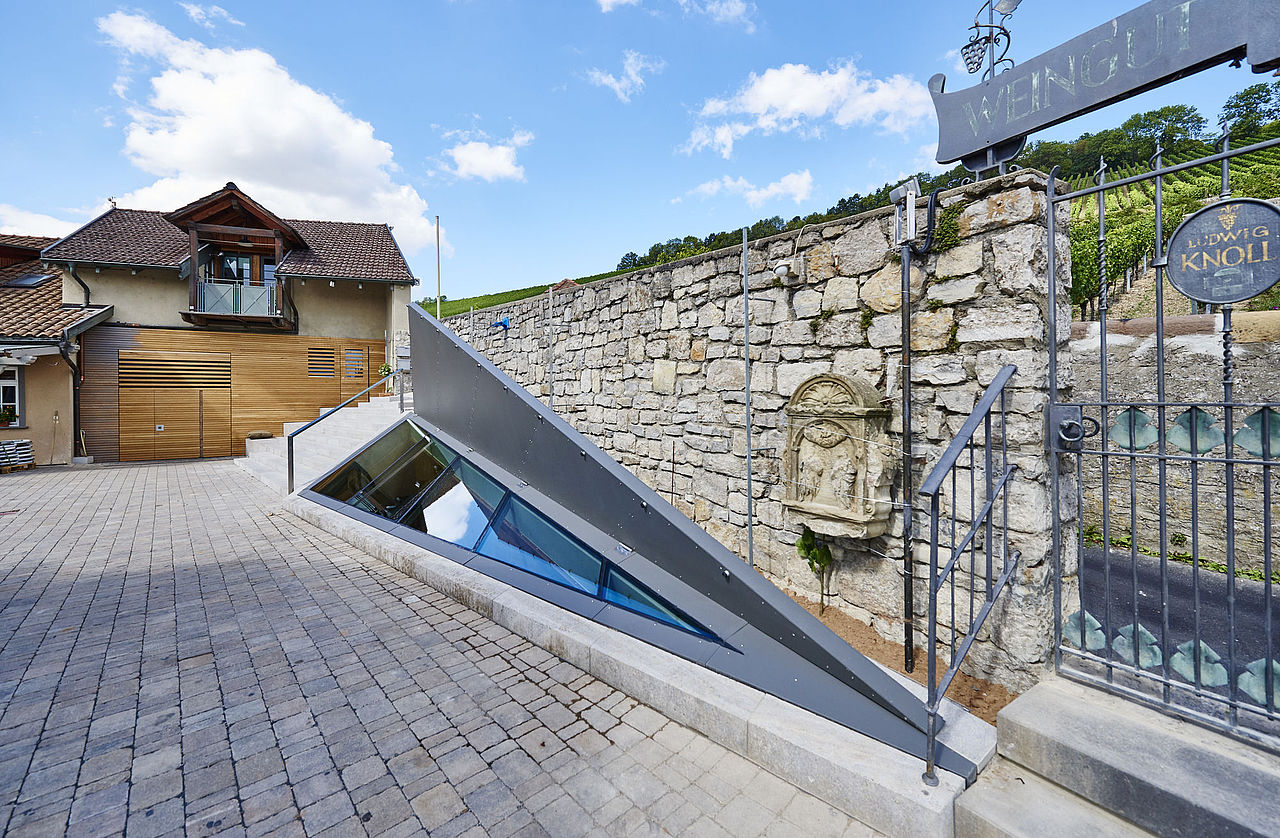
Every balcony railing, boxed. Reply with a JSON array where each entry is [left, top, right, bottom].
[[197, 280, 277, 317]]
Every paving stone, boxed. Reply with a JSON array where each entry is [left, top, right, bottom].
[[0, 462, 863, 838]]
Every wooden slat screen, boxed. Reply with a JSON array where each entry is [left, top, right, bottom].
[[308, 348, 336, 377], [119, 351, 231, 388], [80, 326, 384, 461]]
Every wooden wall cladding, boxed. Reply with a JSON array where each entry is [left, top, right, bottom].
[[81, 325, 384, 461]]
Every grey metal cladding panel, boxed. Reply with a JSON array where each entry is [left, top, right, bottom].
[[704, 623, 976, 785], [409, 305, 929, 730]]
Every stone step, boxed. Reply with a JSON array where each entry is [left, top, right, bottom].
[[996, 677, 1280, 838], [955, 757, 1154, 838]]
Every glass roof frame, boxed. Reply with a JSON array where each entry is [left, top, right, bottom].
[[303, 414, 721, 645]]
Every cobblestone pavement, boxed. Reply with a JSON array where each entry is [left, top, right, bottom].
[[0, 461, 872, 837]]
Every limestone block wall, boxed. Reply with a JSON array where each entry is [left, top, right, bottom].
[[1071, 313, 1280, 573], [446, 172, 1073, 692]]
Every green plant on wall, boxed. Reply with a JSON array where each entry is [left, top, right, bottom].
[[797, 526, 835, 615]]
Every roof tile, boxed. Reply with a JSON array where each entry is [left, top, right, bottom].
[[0, 259, 111, 340]]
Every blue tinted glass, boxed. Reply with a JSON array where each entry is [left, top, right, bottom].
[[604, 567, 704, 634], [399, 460, 505, 550], [478, 497, 602, 595]]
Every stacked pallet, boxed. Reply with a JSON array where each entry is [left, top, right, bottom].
[[0, 440, 35, 472]]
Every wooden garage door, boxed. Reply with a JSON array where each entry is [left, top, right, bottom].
[[118, 350, 231, 461]]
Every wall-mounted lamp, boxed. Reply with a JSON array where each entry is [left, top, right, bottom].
[[357, 282, 363, 290], [300, 279, 306, 286], [329, 280, 335, 287], [773, 262, 797, 280]]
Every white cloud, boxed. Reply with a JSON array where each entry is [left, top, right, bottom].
[[676, 0, 756, 32], [587, 51, 665, 103], [943, 48, 969, 76], [684, 60, 933, 158], [179, 3, 244, 30], [598, 0, 640, 10], [686, 169, 812, 208], [0, 205, 80, 238], [445, 131, 534, 182], [96, 12, 442, 255]]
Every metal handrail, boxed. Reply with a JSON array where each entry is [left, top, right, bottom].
[[919, 364, 1020, 786], [287, 369, 407, 493]]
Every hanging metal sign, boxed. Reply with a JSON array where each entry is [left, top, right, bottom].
[[931, 0, 1280, 171], [1164, 199, 1280, 304]]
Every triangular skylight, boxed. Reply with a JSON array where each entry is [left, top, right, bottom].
[[300, 303, 978, 782]]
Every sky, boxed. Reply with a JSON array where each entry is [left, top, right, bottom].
[[0, 0, 1261, 299]]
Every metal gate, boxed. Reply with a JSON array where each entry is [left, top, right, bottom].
[[1044, 136, 1280, 749]]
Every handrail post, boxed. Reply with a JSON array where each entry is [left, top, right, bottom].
[[284, 368, 400, 495], [399, 369, 404, 413], [923, 492, 941, 786]]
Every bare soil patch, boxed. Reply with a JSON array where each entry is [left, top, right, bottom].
[[782, 588, 1017, 725]]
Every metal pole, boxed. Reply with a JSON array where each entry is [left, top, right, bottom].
[[743, 227, 755, 568], [287, 434, 294, 495], [547, 286, 555, 411], [898, 198, 916, 672], [436, 214, 442, 320]]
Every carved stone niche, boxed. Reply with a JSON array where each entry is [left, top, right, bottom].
[[783, 374, 896, 540]]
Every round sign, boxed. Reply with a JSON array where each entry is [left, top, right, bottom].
[[1165, 198, 1280, 305]]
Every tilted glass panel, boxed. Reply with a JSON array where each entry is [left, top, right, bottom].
[[351, 437, 456, 521], [478, 497, 602, 595], [603, 566, 706, 635], [398, 460, 505, 550], [314, 422, 435, 503]]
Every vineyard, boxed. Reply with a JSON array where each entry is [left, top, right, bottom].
[[1066, 125, 1280, 318]]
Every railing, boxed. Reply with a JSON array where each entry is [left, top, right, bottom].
[[919, 364, 1021, 785], [197, 280, 278, 317], [287, 369, 407, 493]]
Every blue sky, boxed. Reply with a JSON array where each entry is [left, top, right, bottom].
[[0, 0, 1258, 299]]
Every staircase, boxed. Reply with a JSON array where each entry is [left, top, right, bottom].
[[236, 393, 412, 493], [956, 676, 1280, 837]]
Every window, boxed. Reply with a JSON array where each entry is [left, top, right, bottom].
[[0, 367, 20, 425], [478, 496, 602, 595], [219, 253, 252, 282], [311, 417, 715, 639], [313, 422, 442, 504], [263, 259, 277, 284], [603, 566, 705, 634], [398, 459, 505, 549]]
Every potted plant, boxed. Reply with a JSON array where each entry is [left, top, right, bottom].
[[0, 407, 15, 428]]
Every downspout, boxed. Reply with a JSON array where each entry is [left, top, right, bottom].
[[67, 262, 90, 308], [58, 337, 83, 458]]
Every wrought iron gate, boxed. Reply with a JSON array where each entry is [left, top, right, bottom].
[[1045, 135, 1280, 749]]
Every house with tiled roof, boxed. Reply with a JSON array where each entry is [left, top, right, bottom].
[[0, 235, 113, 464], [33, 182, 417, 464]]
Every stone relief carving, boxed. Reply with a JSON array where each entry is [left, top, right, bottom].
[[783, 374, 895, 539]]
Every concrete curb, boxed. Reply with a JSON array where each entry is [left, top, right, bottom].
[[285, 495, 994, 838]]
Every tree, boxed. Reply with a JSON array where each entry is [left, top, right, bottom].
[[1218, 82, 1280, 135], [1122, 105, 1207, 159], [617, 252, 640, 271]]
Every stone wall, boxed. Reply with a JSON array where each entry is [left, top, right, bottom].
[[1072, 313, 1280, 573], [445, 172, 1074, 692]]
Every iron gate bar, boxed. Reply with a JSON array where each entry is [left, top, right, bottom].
[[1046, 122, 1280, 751], [1154, 144, 1173, 705]]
